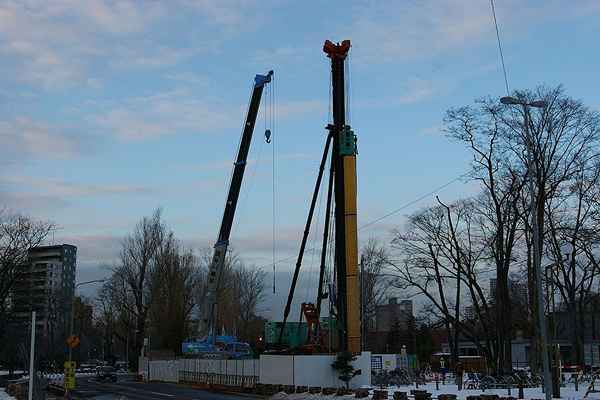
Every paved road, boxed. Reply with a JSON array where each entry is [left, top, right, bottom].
[[71, 377, 254, 400]]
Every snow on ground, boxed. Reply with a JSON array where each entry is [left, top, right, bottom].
[[270, 382, 600, 400], [0, 389, 16, 400]]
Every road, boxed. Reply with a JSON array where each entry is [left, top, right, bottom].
[[71, 376, 255, 400]]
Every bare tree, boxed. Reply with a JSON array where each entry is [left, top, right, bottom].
[[113, 208, 164, 367], [360, 239, 392, 333], [233, 265, 267, 342], [0, 210, 54, 336], [148, 234, 198, 353], [445, 100, 527, 373], [391, 199, 496, 369], [501, 86, 600, 368], [545, 159, 600, 364], [194, 249, 266, 339]]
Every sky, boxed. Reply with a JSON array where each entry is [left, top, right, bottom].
[[1, 0, 600, 319]]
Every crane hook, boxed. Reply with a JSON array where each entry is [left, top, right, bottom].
[[265, 129, 272, 143]]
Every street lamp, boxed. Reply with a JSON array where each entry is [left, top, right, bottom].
[[500, 96, 551, 400]]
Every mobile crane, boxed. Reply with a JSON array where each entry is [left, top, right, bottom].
[[184, 70, 273, 357]]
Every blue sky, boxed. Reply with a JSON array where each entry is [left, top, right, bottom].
[[1, 1, 599, 318]]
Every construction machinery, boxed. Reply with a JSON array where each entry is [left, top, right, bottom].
[[279, 39, 361, 354], [185, 70, 273, 357]]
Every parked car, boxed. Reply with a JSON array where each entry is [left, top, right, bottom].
[[115, 361, 128, 372], [96, 366, 117, 383]]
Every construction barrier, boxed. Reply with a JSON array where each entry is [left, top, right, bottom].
[[258, 352, 372, 389], [140, 357, 260, 388]]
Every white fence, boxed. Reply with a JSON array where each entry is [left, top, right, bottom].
[[141, 353, 372, 389], [140, 358, 259, 387], [258, 352, 371, 389]]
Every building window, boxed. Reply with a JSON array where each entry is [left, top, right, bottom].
[[372, 355, 383, 370]]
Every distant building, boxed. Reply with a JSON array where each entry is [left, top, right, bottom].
[[489, 277, 528, 306], [367, 298, 415, 354], [10, 244, 77, 355], [375, 298, 413, 332]]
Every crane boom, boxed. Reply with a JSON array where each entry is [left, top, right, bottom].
[[204, 70, 273, 340]]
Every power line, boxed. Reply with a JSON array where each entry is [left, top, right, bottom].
[[358, 172, 470, 231], [490, 0, 510, 96], [256, 171, 470, 270]]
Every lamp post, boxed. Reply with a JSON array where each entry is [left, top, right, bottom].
[[545, 262, 562, 398], [66, 279, 105, 398], [500, 96, 551, 400]]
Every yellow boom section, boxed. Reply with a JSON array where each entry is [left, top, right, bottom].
[[343, 155, 361, 353]]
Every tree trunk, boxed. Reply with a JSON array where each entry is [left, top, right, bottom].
[[528, 260, 540, 372], [496, 269, 512, 374]]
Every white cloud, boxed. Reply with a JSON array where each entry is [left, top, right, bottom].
[[165, 72, 209, 86], [57, 234, 122, 264], [178, 152, 312, 172], [3, 176, 154, 198], [93, 89, 236, 140], [420, 124, 444, 137], [344, 0, 600, 65], [91, 87, 325, 141], [357, 78, 438, 108], [180, 0, 260, 29], [345, 1, 493, 64], [0, 190, 69, 213], [276, 100, 325, 119], [0, 117, 78, 160], [399, 78, 435, 105], [0, 0, 260, 88]]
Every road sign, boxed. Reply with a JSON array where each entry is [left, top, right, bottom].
[[66, 335, 80, 349], [64, 361, 76, 389]]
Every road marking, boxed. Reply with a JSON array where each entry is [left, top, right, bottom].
[[148, 391, 175, 397]]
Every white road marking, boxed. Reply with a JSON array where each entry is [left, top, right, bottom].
[[148, 391, 175, 397]]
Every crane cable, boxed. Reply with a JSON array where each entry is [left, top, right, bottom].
[[271, 74, 277, 294], [266, 73, 276, 294]]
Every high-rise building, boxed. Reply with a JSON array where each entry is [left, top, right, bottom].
[[11, 244, 77, 353], [490, 277, 528, 306], [367, 298, 416, 353]]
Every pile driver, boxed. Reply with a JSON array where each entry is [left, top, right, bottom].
[[279, 39, 361, 354]]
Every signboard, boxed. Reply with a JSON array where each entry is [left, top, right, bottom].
[[66, 335, 80, 349], [64, 361, 76, 389]]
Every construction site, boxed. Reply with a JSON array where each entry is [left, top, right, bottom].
[[140, 38, 378, 393], [4, 2, 600, 400]]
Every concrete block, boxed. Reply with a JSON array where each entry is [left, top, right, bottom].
[[323, 387, 337, 395], [393, 391, 408, 400], [309, 386, 322, 394]]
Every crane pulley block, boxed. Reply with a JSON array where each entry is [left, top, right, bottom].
[[339, 125, 357, 156]]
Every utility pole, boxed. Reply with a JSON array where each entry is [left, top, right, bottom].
[[526, 106, 552, 400], [360, 255, 365, 351], [28, 311, 36, 400]]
